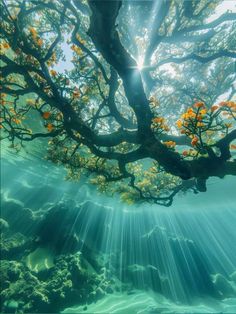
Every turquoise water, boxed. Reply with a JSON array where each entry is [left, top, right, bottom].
[[1, 0, 236, 312], [1, 148, 236, 313], [63, 292, 236, 314]]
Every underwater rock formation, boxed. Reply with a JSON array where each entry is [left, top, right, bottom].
[[1, 250, 114, 313], [36, 201, 81, 254], [1, 197, 235, 313], [36, 201, 112, 255], [0, 218, 9, 232], [0, 200, 117, 313], [1, 197, 38, 236], [116, 224, 219, 302], [124, 264, 163, 293], [1, 233, 33, 260], [25, 247, 55, 273], [212, 273, 235, 298], [168, 237, 218, 300], [231, 271, 236, 283]]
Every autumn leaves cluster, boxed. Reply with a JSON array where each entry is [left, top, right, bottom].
[[152, 100, 236, 157]]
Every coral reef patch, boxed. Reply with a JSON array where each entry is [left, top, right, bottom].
[[0, 199, 116, 313]]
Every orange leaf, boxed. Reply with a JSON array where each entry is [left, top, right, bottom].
[[46, 123, 54, 132], [50, 70, 57, 77], [3, 42, 10, 49], [191, 136, 198, 146], [211, 105, 218, 112], [193, 101, 205, 108], [42, 112, 51, 119]]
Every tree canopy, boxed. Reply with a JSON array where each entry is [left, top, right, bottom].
[[1, 0, 236, 206]]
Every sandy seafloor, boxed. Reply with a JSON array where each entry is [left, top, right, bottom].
[[62, 290, 236, 314]]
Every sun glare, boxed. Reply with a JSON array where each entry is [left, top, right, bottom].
[[137, 56, 144, 70]]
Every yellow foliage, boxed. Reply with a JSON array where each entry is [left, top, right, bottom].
[[76, 34, 86, 45], [72, 89, 80, 99], [46, 123, 54, 132], [26, 99, 35, 106], [12, 118, 21, 124], [163, 141, 176, 148], [29, 27, 37, 38], [37, 38, 43, 47], [50, 70, 57, 77], [71, 44, 83, 56]]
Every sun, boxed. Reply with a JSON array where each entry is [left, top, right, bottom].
[[137, 56, 144, 70]]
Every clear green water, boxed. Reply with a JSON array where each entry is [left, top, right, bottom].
[[62, 291, 236, 314], [1, 148, 236, 313], [1, 0, 236, 312]]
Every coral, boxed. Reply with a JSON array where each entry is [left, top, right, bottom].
[[0, 200, 118, 313], [1, 233, 33, 260], [1, 260, 47, 313], [1, 260, 23, 290], [1, 250, 113, 313]]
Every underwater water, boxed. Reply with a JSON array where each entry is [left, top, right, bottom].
[[1, 147, 236, 314], [1, 1, 236, 313]]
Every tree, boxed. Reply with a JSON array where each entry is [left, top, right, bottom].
[[1, 0, 236, 206]]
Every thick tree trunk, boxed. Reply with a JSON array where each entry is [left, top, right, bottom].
[[87, 0, 236, 190]]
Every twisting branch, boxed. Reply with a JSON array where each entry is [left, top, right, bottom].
[[1, 0, 236, 206]]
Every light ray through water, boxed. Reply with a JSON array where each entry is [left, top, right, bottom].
[[2, 149, 236, 312]]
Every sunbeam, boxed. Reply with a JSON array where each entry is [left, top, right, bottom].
[[137, 56, 144, 71], [1, 148, 236, 313], [1, 0, 236, 313]]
